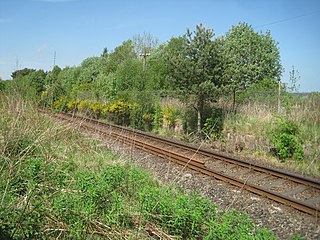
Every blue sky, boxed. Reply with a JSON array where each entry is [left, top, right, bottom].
[[1, 0, 319, 92]]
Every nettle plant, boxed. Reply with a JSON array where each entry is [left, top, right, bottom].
[[269, 117, 304, 161]]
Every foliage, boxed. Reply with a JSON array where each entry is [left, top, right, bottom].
[[181, 107, 198, 134], [0, 80, 5, 91], [53, 96, 68, 111], [269, 117, 304, 161], [238, 78, 279, 105], [6, 22, 289, 142], [201, 108, 224, 141], [166, 24, 223, 134], [223, 22, 282, 112], [161, 105, 180, 129], [0, 96, 278, 239], [11, 68, 36, 79], [204, 211, 276, 240], [152, 99, 162, 131]]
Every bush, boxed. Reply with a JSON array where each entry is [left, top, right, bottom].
[[161, 105, 180, 129], [0, 96, 277, 239], [201, 108, 224, 141], [269, 117, 304, 161]]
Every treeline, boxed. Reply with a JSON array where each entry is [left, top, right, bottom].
[[2, 22, 282, 135]]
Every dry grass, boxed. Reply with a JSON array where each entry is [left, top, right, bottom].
[[216, 95, 320, 177]]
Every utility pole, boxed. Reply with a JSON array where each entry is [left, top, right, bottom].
[[139, 48, 150, 91], [140, 48, 150, 72], [277, 79, 281, 114]]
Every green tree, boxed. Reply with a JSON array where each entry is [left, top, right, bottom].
[[24, 70, 47, 95], [9, 69, 46, 100], [75, 57, 106, 99], [0, 79, 5, 91], [43, 66, 64, 106], [166, 24, 223, 135], [223, 22, 282, 112], [45, 65, 61, 86], [113, 58, 143, 98], [105, 40, 137, 74], [57, 66, 81, 99], [145, 43, 171, 93], [11, 68, 36, 79]]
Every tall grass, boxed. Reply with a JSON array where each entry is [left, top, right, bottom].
[[0, 94, 277, 239], [220, 93, 320, 176]]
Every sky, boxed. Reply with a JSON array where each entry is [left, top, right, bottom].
[[0, 0, 320, 92]]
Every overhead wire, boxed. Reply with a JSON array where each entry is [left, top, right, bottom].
[[253, 9, 320, 29]]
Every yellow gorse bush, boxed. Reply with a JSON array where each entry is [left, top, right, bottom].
[[67, 100, 79, 110], [90, 102, 107, 113], [64, 99, 138, 116], [108, 100, 137, 114], [161, 105, 178, 128], [77, 99, 91, 110], [40, 91, 47, 98], [53, 96, 67, 109]]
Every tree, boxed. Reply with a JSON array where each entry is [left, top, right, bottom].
[[76, 56, 105, 99], [223, 22, 282, 112], [288, 66, 300, 93], [105, 40, 137, 74], [28, 69, 47, 94], [145, 43, 171, 92], [43, 66, 63, 106], [11, 68, 36, 79], [0, 79, 5, 91], [166, 24, 223, 135], [101, 47, 109, 58]]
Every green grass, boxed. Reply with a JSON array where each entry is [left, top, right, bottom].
[[218, 94, 320, 177], [0, 95, 279, 239]]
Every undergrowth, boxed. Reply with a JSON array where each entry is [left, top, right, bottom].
[[220, 95, 320, 177], [269, 117, 304, 161], [0, 95, 279, 239]]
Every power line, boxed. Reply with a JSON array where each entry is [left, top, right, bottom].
[[253, 10, 320, 29]]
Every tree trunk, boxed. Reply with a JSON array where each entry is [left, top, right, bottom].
[[197, 97, 204, 136]]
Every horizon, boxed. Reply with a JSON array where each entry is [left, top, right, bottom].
[[1, 0, 320, 92]]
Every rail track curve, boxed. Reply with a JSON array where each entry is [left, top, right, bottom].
[[45, 110, 320, 218]]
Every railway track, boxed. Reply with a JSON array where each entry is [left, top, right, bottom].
[[47, 111, 320, 218]]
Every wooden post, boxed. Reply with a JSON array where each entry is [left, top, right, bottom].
[[277, 79, 281, 114]]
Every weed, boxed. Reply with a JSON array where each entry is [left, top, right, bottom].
[[0, 95, 277, 239], [269, 117, 304, 161]]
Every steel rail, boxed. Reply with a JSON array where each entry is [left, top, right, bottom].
[[48, 111, 320, 217], [70, 112, 320, 189]]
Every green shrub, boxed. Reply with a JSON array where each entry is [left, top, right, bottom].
[[204, 211, 275, 240], [161, 105, 180, 129], [201, 108, 224, 141], [1, 96, 277, 239], [269, 117, 304, 161]]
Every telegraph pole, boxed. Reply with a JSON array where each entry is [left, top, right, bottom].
[[140, 48, 150, 72], [139, 48, 150, 91], [277, 79, 281, 114]]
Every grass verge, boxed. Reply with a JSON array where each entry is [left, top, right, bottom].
[[0, 95, 278, 239]]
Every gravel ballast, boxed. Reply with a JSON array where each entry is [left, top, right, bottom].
[[71, 121, 320, 240]]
